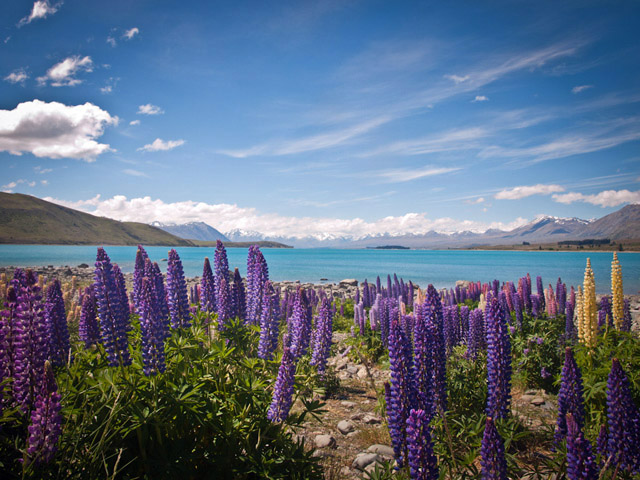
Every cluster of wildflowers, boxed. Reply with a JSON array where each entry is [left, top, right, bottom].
[[310, 297, 333, 375], [166, 249, 191, 329], [200, 257, 216, 314], [138, 277, 166, 376], [481, 417, 507, 480], [258, 281, 280, 360], [485, 297, 511, 420], [26, 361, 62, 465], [78, 286, 99, 348], [267, 339, 297, 422], [555, 347, 585, 445]]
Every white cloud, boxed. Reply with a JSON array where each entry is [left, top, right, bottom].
[[473, 95, 489, 102], [137, 138, 185, 152], [101, 85, 112, 94], [495, 184, 565, 200], [137, 104, 164, 115], [4, 69, 28, 85], [41, 180, 49, 185], [465, 197, 485, 204], [37, 55, 93, 87], [552, 189, 640, 207], [123, 169, 148, 177], [0, 99, 118, 161], [18, 1, 60, 26], [106, 36, 117, 47], [44, 194, 532, 238], [372, 166, 460, 183], [2, 179, 36, 190], [129, 120, 140, 126], [572, 85, 593, 94], [123, 27, 139, 40], [444, 74, 469, 84], [34, 166, 53, 174]]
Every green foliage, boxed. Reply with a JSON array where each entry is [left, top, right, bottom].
[[446, 346, 487, 417], [0, 314, 323, 479], [332, 300, 354, 332]]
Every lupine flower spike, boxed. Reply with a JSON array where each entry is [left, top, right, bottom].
[[26, 361, 62, 465], [481, 416, 508, 480]]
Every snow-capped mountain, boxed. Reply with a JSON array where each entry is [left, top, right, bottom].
[[151, 221, 229, 242]]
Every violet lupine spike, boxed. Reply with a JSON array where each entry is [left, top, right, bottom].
[[246, 246, 269, 325], [44, 279, 71, 366], [94, 248, 131, 367], [425, 285, 447, 414], [267, 341, 297, 422], [605, 358, 640, 474], [216, 276, 231, 330], [138, 277, 166, 376], [258, 281, 280, 360], [486, 297, 512, 420], [113, 264, 133, 333], [556, 278, 566, 315], [133, 245, 149, 306], [1, 285, 19, 386], [214, 240, 231, 317], [310, 297, 333, 375], [79, 286, 100, 348], [386, 316, 416, 467], [566, 413, 599, 480], [536, 276, 545, 311], [289, 291, 311, 359], [166, 249, 191, 329], [555, 347, 586, 445], [150, 262, 170, 337], [200, 257, 216, 314], [232, 268, 246, 320], [513, 292, 523, 332], [26, 361, 62, 466], [622, 299, 632, 332], [13, 270, 50, 411], [481, 417, 508, 480], [406, 408, 439, 480], [466, 308, 485, 360], [413, 302, 435, 420]]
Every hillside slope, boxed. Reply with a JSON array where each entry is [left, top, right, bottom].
[[0, 193, 193, 246]]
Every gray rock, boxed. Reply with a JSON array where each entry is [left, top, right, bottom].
[[520, 394, 535, 403], [350, 412, 365, 421], [314, 434, 336, 449], [352, 453, 382, 470], [340, 279, 358, 287], [312, 449, 332, 458], [531, 396, 546, 406], [346, 431, 359, 438], [367, 444, 395, 458], [338, 371, 351, 380], [346, 365, 359, 375], [337, 420, 356, 434], [341, 401, 356, 408], [525, 390, 538, 396], [335, 358, 348, 370], [357, 367, 369, 379], [363, 414, 382, 425]]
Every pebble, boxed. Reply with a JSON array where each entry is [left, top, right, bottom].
[[341, 401, 356, 408], [352, 453, 382, 470], [363, 414, 382, 424], [346, 365, 359, 375], [346, 431, 359, 438], [367, 444, 395, 458], [531, 396, 546, 406], [314, 434, 337, 449], [351, 412, 365, 421], [357, 367, 368, 379], [337, 420, 356, 434], [520, 394, 535, 403]]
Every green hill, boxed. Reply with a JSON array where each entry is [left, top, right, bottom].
[[0, 193, 193, 246]]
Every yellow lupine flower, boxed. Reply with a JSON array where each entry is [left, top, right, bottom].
[[611, 252, 624, 330], [575, 286, 584, 343], [582, 258, 598, 349]]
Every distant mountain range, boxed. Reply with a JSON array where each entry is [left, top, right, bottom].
[[151, 221, 229, 242], [159, 204, 640, 248], [0, 193, 191, 246]]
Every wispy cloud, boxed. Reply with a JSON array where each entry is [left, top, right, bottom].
[[444, 74, 469, 84], [138, 138, 185, 152], [572, 84, 593, 94], [371, 166, 461, 183], [123, 168, 148, 177], [218, 116, 390, 158], [4, 69, 28, 85], [495, 184, 565, 200], [129, 120, 140, 126], [37, 55, 93, 87], [18, 1, 61, 27], [137, 104, 164, 115], [1, 179, 37, 191], [34, 166, 52, 174], [123, 27, 139, 40], [465, 197, 485, 204], [552, 189, 640, 207], [472, 95, 489, 102]]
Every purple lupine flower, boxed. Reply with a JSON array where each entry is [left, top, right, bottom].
[[1, 285, 20, 387], [556, 278, 566, 315], [310, 297, 333, 375], [481, 417, 508, 480], [133, 245, 149, 306], [531, 294, 540, 318], [566, 300, 576, 341], [150, 262, 170, 336], [541, 367, 551, 379], [288, 290, 311, 359], [536, 276, 545, 311], [413, 302, 435, 420], [94, 248, 131, 367], [622, 299, 632, 332], [231, 268, 246, 320], [605, 358, 640, 473], [486, 297, 512, 420], [113, 264, 133, 330], [466, 307, 485, 360], [13, 270, 50, 411], [599, 296, 612, 328], [386, 316, 416, 466], [44, 279, 71, 366], [216, 277, 231, 330], [566, 413, 599, 480], [200, 257, 216, 314], [166, 249, 191, 329], [267, 341, 297, 422], [26, 361, 62, 465], [443, 305, 459, 356], [258, 281, 280, 360], [596, 424, 608, 458], [406, 408, 439, 480], [214, 240, 231, 316], [460, 305, 470, 340], [425, 285, 447, 414], [79, 286, 100, 349], [246, 246, 266, 324], [138, 277, 166, 376]]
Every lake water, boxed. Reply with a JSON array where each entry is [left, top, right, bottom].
[[0, 245, 638, 294]]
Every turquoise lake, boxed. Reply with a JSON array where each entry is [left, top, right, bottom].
[[0, 245, 638, 294]]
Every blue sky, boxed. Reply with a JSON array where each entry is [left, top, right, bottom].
[[1, 0, 639, 239]]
